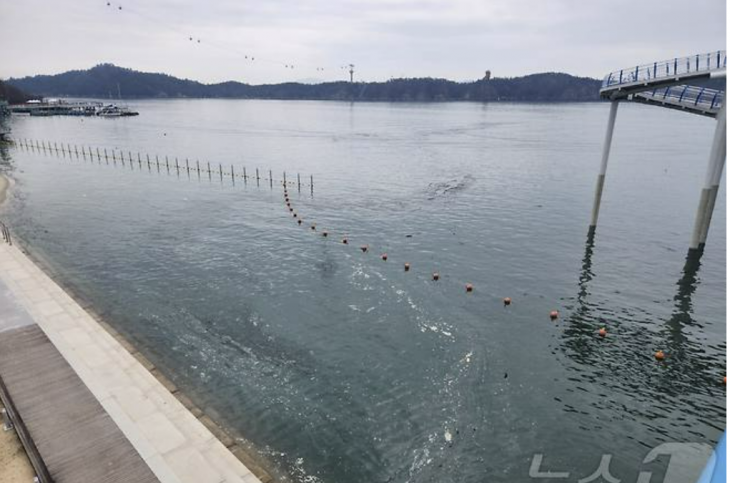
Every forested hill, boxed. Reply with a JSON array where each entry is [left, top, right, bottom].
[[7, 64, 602, 102], [0, 80, 33, 104]]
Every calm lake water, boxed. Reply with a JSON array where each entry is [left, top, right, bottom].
[[0, 100, 725, 483]]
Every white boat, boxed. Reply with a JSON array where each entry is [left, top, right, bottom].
[[96, 104, 139, 117]]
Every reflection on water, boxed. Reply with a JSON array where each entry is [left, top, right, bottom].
[[563, 228, 597, 361], [670, 249, 703, 329], [559, 228, 725, 475], [658, 249, 726, 395]]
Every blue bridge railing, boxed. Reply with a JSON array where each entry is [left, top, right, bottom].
[[602, 50, 726, 90], [636, 85, 725, 113]]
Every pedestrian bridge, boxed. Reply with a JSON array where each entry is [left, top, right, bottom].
[[600, 50, 726, 100], [633, 85, 724, 118], [591, 50, 726, 252]]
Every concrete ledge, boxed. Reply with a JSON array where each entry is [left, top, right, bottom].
[[0, 239, 269, 483]]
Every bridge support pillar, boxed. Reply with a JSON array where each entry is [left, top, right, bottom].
[[690, 103, 726, 250], [590, 100, 619, 229]]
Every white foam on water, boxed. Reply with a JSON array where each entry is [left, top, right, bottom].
[[406, 447, 432, 483], [290, 456, 324, 483], [406, 296, 418, 310]]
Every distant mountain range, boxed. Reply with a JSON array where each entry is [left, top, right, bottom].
[[6, 64, 602, 102]]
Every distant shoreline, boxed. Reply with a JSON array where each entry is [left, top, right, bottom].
[[13, 96, 606, 104], [7, 63, 603, 103]]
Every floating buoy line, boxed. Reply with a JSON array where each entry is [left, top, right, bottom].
[[6, 138, 700, 370], [278, 180, 560, 314], [279, 180, 722, 375]]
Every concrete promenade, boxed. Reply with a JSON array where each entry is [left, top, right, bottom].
[[0, 238, 263, 483]]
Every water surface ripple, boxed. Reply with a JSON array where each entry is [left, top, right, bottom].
[[0, 100, 725, 483]]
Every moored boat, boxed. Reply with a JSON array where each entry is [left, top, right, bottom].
[[96, 104, 139, 117]]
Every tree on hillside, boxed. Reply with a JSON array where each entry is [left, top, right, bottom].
[[0, 80, 33, 104]]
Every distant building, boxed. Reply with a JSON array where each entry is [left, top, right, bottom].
[[484, 70, 492, 81]]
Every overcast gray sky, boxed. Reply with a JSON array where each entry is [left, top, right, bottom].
[[1, 0, 726, 84]]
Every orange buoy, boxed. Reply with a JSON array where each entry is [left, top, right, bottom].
[[342, 238, 348, 244], [465, 283, 473, 293], [381, 253, 388, 261], [360, 245, 368, 252], [549, 310, 559, 320], [432, 273, 440, 281], [654, 350, 665, 361], [503, 297, 511, 306], [404, 263, 410, 272], [322, 231, 328, 237], [297, 219, 302, 225], [724, 376, 727, 385], [598, 327, 607, 338]]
